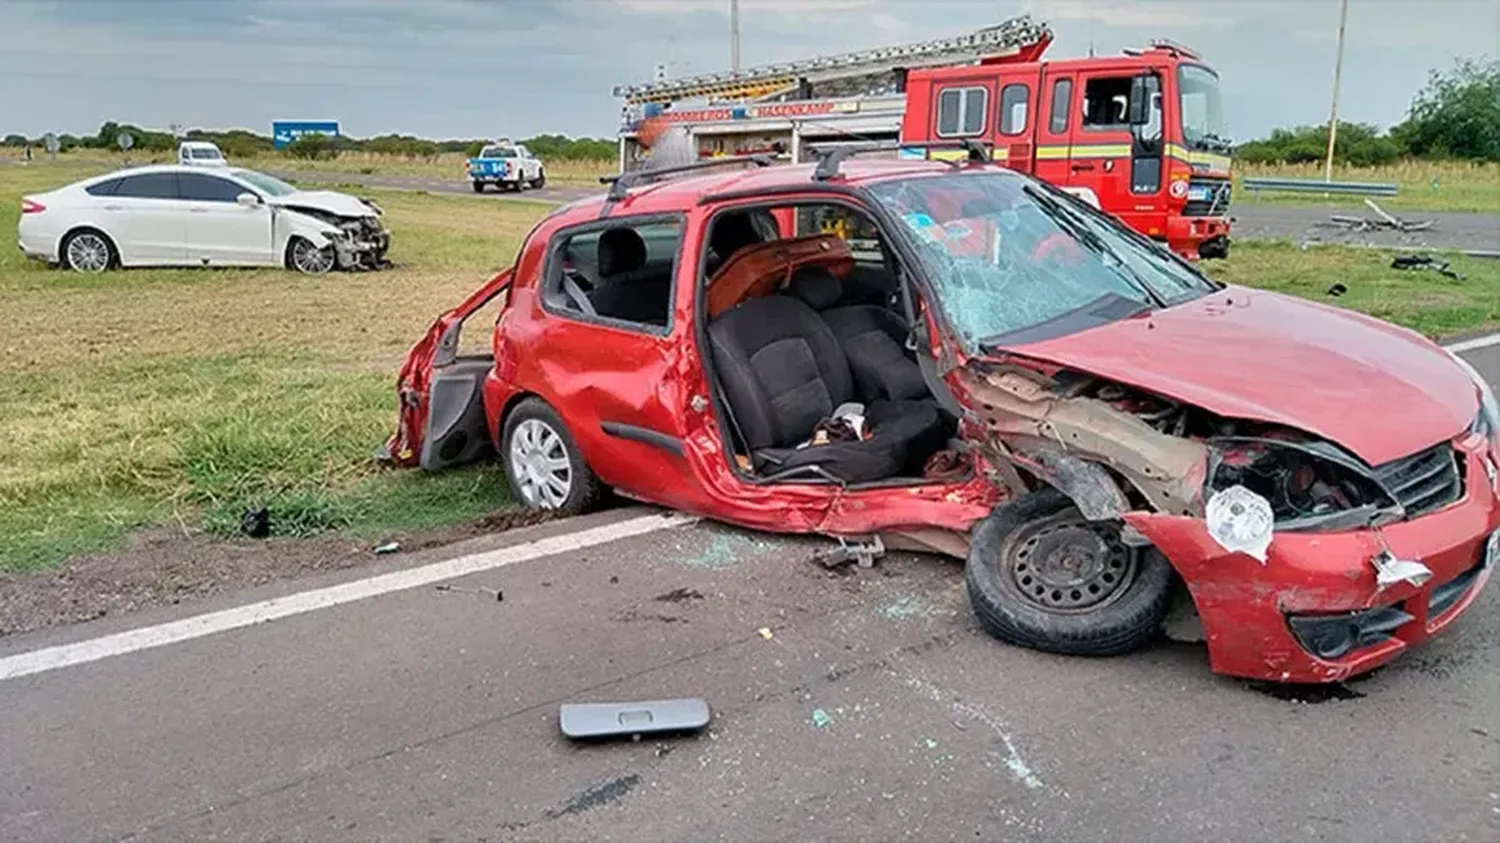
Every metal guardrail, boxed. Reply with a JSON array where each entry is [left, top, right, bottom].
[[1241, 176, 1399, 198]]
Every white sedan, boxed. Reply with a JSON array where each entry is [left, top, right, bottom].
[[17, 165, 391, 274]]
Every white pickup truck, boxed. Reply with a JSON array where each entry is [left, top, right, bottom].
[[466, 141, 546, 193]]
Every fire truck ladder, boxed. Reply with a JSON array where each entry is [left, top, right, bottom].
[[614, 14, 1052, 105]]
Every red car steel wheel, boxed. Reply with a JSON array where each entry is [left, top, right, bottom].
[[1007, 513, 1137, 613], [965, 489, 1174, 657]]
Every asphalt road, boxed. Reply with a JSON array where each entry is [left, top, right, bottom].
[[274, 169, 1500, 254], [4, 344, 1500, 842]]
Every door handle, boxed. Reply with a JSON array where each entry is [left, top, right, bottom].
[[189, 207, 209, 213], [102, 204, 122, 211], [1071, 163, 1096, 172]]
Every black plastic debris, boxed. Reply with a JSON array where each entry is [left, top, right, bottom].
[[1326, 282, 1348, 297], [241, 507, 270, 539], [1391, 253, 1463, 280]]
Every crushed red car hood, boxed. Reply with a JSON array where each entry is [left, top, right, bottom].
[[1005, 286, 1476, 466]]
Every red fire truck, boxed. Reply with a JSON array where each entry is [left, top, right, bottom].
[[614, 15, 1233, 259]]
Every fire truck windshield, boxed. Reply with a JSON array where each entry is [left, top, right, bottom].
[[866, 171, 1219, 348], [1177, 64, 1229, 151]]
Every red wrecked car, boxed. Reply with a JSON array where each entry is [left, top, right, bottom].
[[382, 150, 1495, 684]]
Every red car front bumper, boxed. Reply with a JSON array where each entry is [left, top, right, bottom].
[[1127, 437, 1498, 683]]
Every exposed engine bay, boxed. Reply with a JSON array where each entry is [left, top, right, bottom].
[[281, 199, 393, 271], [963, 362, 1456, 538]]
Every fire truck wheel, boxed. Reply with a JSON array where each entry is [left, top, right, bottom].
[[1198, 237, 1230, 260], [964, 488, 1174, 657]]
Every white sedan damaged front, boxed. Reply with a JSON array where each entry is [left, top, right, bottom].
[[273, 195, 392, 274]]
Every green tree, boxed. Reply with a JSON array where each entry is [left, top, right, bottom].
[[286, 133, 333, 160], [1390, 57, 1500, 160], [1235, 121, 1401, 166]]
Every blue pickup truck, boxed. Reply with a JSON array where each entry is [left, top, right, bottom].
[[467, 142, 545, 193]]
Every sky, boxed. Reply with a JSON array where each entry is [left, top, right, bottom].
[[2, 0, 1496, 143]]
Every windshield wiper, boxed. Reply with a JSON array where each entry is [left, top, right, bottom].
[[978, 292, 1153, 349], [1022, 186, 1167, 308]]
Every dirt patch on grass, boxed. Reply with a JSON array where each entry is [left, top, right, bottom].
[[0, 507, 561, 638]]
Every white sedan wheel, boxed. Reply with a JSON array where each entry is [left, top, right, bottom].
[[290, 238, 335, 275], [63, 231, 112, 273]]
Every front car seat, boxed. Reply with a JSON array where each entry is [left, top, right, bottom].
[[787, 265, 932, 405], [705, 294, 945, 483]]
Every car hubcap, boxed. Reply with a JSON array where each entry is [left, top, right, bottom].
[[1004, 514, 1136, 613], [509, 419, 572, 508], [293, 240, 333, 274], [66, 234, 109, 272]]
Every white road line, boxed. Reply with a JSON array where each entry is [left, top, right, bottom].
[[0, 511, 701, 683], [1443, 332, 1500, 354]]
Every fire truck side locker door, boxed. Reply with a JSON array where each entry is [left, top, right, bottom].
[[993, 66, 1042, 174], [1069, 65, 1139, 224], [1034, 69, 1076, 190]]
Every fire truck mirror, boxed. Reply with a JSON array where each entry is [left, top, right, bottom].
[[1126, 73, 1154, 126]]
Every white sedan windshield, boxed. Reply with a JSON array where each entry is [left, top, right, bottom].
[[229, 169, 298, 197], [865, 171, 1217, 348]]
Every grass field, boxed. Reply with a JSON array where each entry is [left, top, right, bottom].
[[247, 151, 614, 188], [2, 162, 1498, 574], [0, 163, 550, 572], [1234, 159, 1500, 214]]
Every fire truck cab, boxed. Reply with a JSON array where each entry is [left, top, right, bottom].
[[901, 39, 1233, 260]]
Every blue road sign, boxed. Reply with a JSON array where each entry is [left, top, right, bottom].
[[272, 121, 341, 149]]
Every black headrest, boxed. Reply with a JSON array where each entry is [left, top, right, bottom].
[[710, 212, 764, 262], [598, 227, 647, 276], [787, 265, 841, 311]]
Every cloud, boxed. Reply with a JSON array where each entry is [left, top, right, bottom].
[[1022, 0, 1227, 30], [1, 0, 1494, 143], [618, 0, 877, 13]]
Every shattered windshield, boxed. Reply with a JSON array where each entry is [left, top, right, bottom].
[[1178, 64, 1229, 151], [230, 169, 298, 197], [865, 171, 1219, 349]]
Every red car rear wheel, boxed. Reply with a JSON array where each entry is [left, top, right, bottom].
[[500, 398, 603, 515]]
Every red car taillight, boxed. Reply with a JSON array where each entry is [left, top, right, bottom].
[[20, 199, 45, 214]]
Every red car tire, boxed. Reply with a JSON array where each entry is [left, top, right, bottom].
[[500, 397, 604, 515], [965, 488, 1174, 657]]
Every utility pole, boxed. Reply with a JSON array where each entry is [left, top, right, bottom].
[[1323, 0, 1349, 182], [730, 0, 741, 73]]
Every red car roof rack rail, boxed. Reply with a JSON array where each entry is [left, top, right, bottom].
[[810, 139, 992, 181], [599, 154, 776, 205]]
